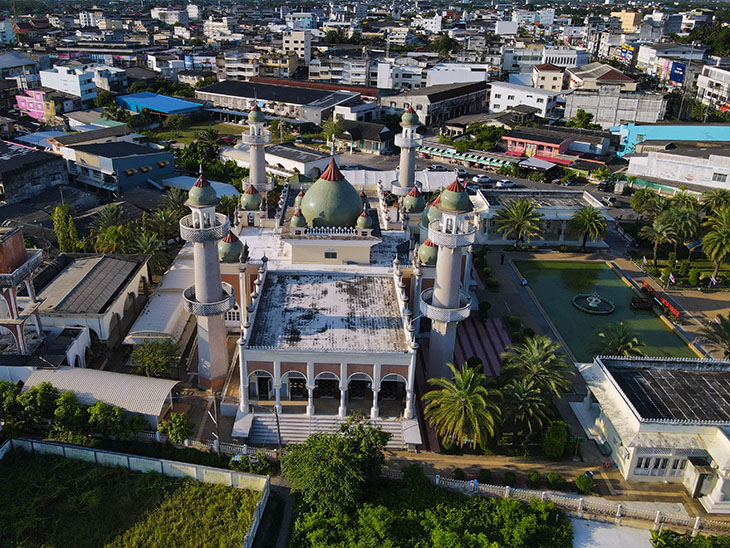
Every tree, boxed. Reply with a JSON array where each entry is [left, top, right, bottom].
[[94, 90, 115, 108], [281, 417, 390, 516], [493, 198, 544, 248], [0, 379, 22, 424], [88, 400, 125, 437], [217, 194, 239, 222], [150, 208, 178, 242], [131, 232, 170, 274], [566, 109, 600, 129], [18, 382, 59, 426], [322, 116, 343, 143], [94, 224, 133, 253], [500, 335, 571, 399], [590, 166, 612, 182], [664, 207, 700, 255], [158, 411, 193, 444], [575, 473, 595, 494], [161, 187, 189, 218], [590, 322, 646, 357], [53, 391, 88, 434], [699, 314, 730, 359], [52, 205, 80, 252], [194, 78, 216, 89], [567, 206, 607, 251], [502, 379, 550, 442], [671, 190, 701, 211], [430, 35, 461, 55], [129, 339, 180, 377], [630, 188, 658, 217], [102, 104, 125, 122], [92, 204, 126, 234], [163, 113, 190, 131], [542, 421, 568, 459], [422, 362, 501, 449], [702, 189, 730, 215], [702, 207, 730, 279], [197, 128, 220, 148], [323, 29, 345, 44], [639, 216, 676, 267]]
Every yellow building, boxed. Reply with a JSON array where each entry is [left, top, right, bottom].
[[611, 10, 641, 32]]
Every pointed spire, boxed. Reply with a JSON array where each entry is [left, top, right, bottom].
[[221, 230, 239, 243], [251, 104, 260, 111], [405, 106, 415, 113], [244, 183, 259, 195], [297, 189, 305, 197], [423, 238, 437, 247], [293, 207, 304, 217], [431, 194, 442, 205], [193, 171, 210, 187], [446, 179, 464, 192], [320, 157, 344, 182], [360, 204, 369, 216], [408, 186, 422, 197]]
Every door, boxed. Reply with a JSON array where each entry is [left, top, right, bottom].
[[317, 379, 337, 399], [257, 377, 271, 400], [289, 378, 306, 399]]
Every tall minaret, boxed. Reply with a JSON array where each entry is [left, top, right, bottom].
[[420, 179, 475, 378], [179, 172, 235, 390], [241, 104, 274, 195], [391, 107, 423, 197]]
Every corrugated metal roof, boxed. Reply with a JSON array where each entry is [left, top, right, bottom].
[[23, 368, 180, 417]]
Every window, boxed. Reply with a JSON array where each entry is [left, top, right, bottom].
[[540, 76, 545, 81], [507, 95, 515, 100], [668, 459, 687, 477], [492, 104, 500, 110], [493, 93, 501, 98], [324, 250, 337, 259], [712, 173, 728, 183], [537, 98, 544, 103], [651, 458, 668, 476], [634, 457, 651, 476]]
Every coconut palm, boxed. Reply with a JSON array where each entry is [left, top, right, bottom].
[[500, 335, 571, 399], [644, 195, 669, 219], [493, 198, 544, 248], [639, 216, 677, 267], [671, 190, 701, 211], [698, 314, 730, 359], [590, 322, 646, 357], [502, 378, 550, 441], [151, 208, 178, 243], [131, 232, 171, 274], [423, 362, 502, 449], [161, 187, 188, 218], [663, 207, 700, 255], [93, 224, 132, 254], [197, 128, 220, 147], [630, 188, 657, 217], [92, 204, 126, 234], [590, 166, 611, 182], [702, 189, 730, 215], [702, 207, 730, 280], [217, 194, 238, 222], [567, 206, 607, 251]]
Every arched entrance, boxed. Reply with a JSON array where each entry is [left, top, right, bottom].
[[283, 371, 307, 400], [347, 373, 374, 416], [248, 370, 274, 401], [380, 373, 407, 418], [314, 371, 339, 399]]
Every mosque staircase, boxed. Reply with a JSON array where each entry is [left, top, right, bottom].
[[247, 414, 406, 450]]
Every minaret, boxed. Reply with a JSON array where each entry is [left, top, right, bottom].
[[179, 172, 235, 390], [241, 105, 274, 194], [391, 107, 423, 197], [420, 180, 475, 378]]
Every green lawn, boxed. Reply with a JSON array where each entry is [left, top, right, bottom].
[[148, 121, 246, 145], [0, 451, 258, 548]]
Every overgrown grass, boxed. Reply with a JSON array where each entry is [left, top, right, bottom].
[[0, 450, 258, 548], [148, 121, 245, 145]]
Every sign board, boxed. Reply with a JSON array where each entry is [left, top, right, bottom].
[[669, 61, 686, 85]]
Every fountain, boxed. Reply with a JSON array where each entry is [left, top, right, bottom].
[[572, 291, 615, 315]]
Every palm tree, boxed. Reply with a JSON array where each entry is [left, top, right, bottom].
[[94, 224, 131, 254], [567, 206, 607, 251], [698, 314, 730, 359], [630, 188, 657, 217], [702, 207, 730, 280], [131, 232, 171, 274], [422, 362, 502, 449], [664, 207, 700, 255], [151, 208, 178, 243], [197, 128, 220, 147], [702, 189, 730, 215], [671, 190, 701, 211], [161, 187, 188, 218], [644, 195, 669, 219], [92, 204, 126, 234], [494, 198, 544, 248], [217, 194, 238, 222], [590, 166, 611, 182], [102, 104, 122, 121], [590, 322, 646, 357], [639, 216, 676, 267], [502, 379, 549, 442], [500, 335, 571, 399]]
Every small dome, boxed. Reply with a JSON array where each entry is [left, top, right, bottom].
[[248, 104, 265, 124], [294, 189, 305, 208], [422, 196, 443, 226], [439, 180, 472, 213], [418, 239, 438, 266], [291, 207, 307, 228], [403, 186, 425, 213], [218, 230, 243, 263], [241, 183, 262, 211], [401, 106, 420, 127], [301, 158, 362, 227], [188, 173, 218, 207], [356, 207, 373, 229]]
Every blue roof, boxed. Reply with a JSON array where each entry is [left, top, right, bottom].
[[15, 131, 66, 150], [117, 92, 202, 115]]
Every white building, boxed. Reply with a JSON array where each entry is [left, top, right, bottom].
[[78, 11, 100, 28], [541, 47, 589, 68], [187, 4, 200, 21], [636, 43, 707, 75], [627, 146, 730, 190], [564, 84, 667, 129], [376, 58, 425, 90], [309, 57, 369, 86], [150, 7, 189, 26], [39, 65, 96, 103], [203, 17, 236, 39], [489, 81, 560, 119], [283, 30, 312, 65], [577, 356, 730, 513], [495, 20, 519, 37], [425, 63, 490, 87], [697, 66, 730, 111], [411, 14, 442, 33], [285, 12, 315, 29]]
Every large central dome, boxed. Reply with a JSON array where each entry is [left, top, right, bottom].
[[300, 158, 362, 228]]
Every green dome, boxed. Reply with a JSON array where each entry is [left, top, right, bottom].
[[417, 239, 438, 266], [301, 158, 362, 228], [218, 231, 243, 263], [438, 180, 472, 213], [188, 174, 218, 207], [356, 208, 373, 229], [294, 189, 305, 208], [240, 183, 262, 211], [248, 104, 265, 123], [403, 186, 425, 213], [291, 208, 307, 228], [422, 196, 443, 226], [401, 107, 420, 127]]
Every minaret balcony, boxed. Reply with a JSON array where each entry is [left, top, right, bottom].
[[427, 220, 476, 248], [242, 176, 275, 192], [241, 132, 272, 146], [420, 288, 472, 323], [395, 134, 423, 148], [0, 249, 42, 288], [179, 214, 230, 243], [182, 282, 235, 317]]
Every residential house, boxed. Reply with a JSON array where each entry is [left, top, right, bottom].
[[333, 120, 396, 155], [489, 82, 560, 119], [382, 81, 488, 127], [0, 141, 68, 203]]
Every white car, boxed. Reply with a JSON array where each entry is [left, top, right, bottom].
[[456, 168, 469, 178], [428, 164, 446, 171], [472, 174, 494, 185], [496, 179, 516, 188]]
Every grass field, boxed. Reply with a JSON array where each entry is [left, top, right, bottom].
[[148, 121, 246, 145], [0, 451, 258, 548]]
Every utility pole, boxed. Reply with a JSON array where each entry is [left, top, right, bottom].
[[273, 405, 283, 457], [208, 392, 221, 456]]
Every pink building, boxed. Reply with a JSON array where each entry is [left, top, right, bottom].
[[15, 88, 81, 123], [15, 88, 45, 121]]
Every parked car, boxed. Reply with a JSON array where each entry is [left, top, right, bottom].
[[602, 195, 618, 207], [428, 164, 446, 171], [597, 181, 614, 192], [216, 136, 235, 145], [294, 135, 303, 143], [456, 168, 469, 179], [472, 174, 494, 185], [496, 179, 516, 188], [465, 183, 481, 195]]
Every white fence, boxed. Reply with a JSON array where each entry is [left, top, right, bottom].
[[134, 430, 279, 460], [382, 468, 730, 536], [5, 438, 270, 548]]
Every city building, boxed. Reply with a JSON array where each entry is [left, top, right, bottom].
[[0, 141, 67, 203], [567, 62, 637, 92], [177, 70, 215, 86], [531, 63, 564, 92], [283, 30, 312, 65], [541, 46, 589, 68], [636, 43, 707, 75], [697, 66, 730, 112], [333, 120, 396, 155], [46, 125, 141, 155], [39, 65, 96, 103], [285, 12, 315, 29], [222, 144, 335, 179], [383, 81, 489, 127], [116, 92, 202, 116], [612, 123, 730, 157], [501, 126, 613, 161], [610, 10, 641, 32], [626, 145, 730, 190], [424, 63, 491, 87], [15, 88, 81, 123], [489, 82, 560, 119], [309, 57, 370, 87], [187, 4, 200, 21], [0, 20, 15, 45], [0, 51, 39, 89], [564, 85, 667, 129], [150, 7, 189, 26]]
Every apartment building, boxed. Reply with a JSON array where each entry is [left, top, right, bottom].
[[221, 50, 298, 81], [567, 62, 637, 92], [425, 64, 490, 87], [285, 12, 315, 29], [203, 16, 236, 39], [150, 7, 189, 26], [383, 81, 488, 127], [489, 82, 560, 119], [0, 51, 39, 90], [610, 10, 641, 32], [15, 88, 82, 123], [541, 47, 589, 68], [90, 65, 127, 92], [0, 20, 15, 45], [283, 30, 312, 65], [636, 43, 707, 75], [564, 84, 667, 129], [532, 63, 564, 92], [39, 65, 96, 103], [697, 66, 730, 111], [309, 57, 369, 87]]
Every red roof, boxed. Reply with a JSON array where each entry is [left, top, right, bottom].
[[221, 231, 239, 243], [320, 157, 344, 182], [423, 239, 437, 247], [534, 63, 562, 72], [193, 174, 210, 187], [596, 69, 635, 83], [405, 106, 415, 113], [293, 208, 304, 217], [244, 183, 259, 194], [408, 186, 421, 197], [251, 104, 261, 111], [359, 208, 369, 217], [445, 179, 464, 192]]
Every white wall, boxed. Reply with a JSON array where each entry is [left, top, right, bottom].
[[628, 151, 730, 190]]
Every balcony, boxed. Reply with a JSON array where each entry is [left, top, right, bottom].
[[182, 282, 235, 317], [420, 288, 472, 323], [179, 213, 229, 243], [395, 134, 423, 149], [427, 220, 476, 248], [241, 130, 272, 146]]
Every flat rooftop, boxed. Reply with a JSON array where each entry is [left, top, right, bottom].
[[265, 144, 329, 163], [248, 272, 410, 353], [602, 358, 730, 423], [480, 189, 601, 209]]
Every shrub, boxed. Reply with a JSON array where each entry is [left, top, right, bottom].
[[402, 464, 430, 489], [667, 251, 677, 267], [689, 268, 701, 286], [678, 259, 691, 278], [660, 268, 671, 285], [481, 266, 493, 277], [575, 473, 595, 494], [527, 470, 541, 488], [479, 300, 491, 321], [485, 276, 500, 289], [503, 471, 517, 486], [647, 267, 660, 277], [546, 472, 564, 490], [523, 327, 535, 338], [452, 468, 466, 481], [158, 412, 193, 444], [477, 469, 492, 484], [504, 316, 522, 331], [542, 421, 568, 459]]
